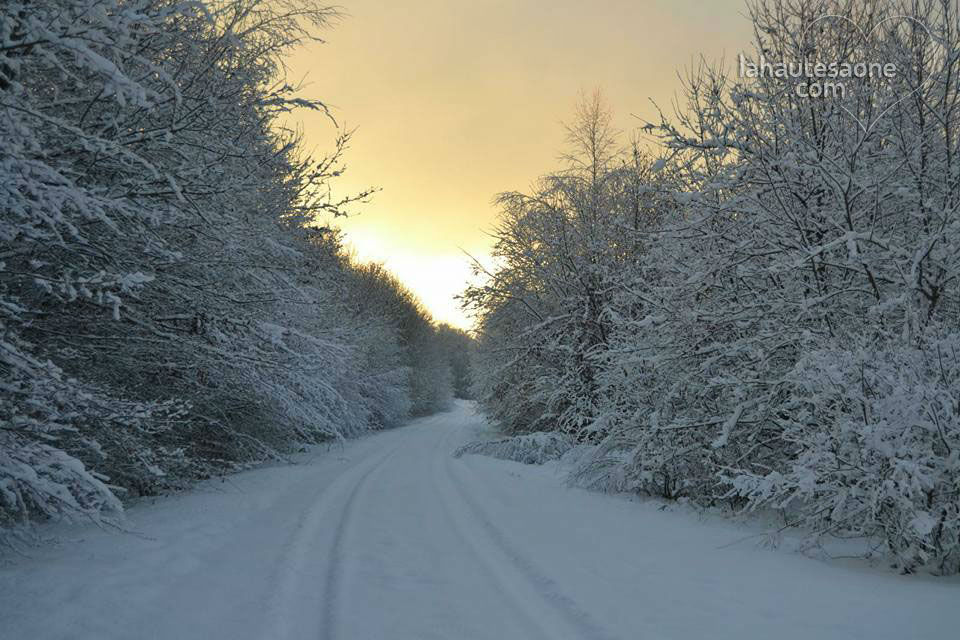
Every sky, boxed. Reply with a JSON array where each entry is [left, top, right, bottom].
[[287, 0, 751, 329]]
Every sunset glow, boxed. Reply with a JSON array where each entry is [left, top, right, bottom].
[[287, 0, 750, 328]]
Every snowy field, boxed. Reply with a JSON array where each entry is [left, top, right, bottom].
[[1, 401, 957, 640]]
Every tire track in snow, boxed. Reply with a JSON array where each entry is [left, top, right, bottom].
[[429, 428, 555, 640], [318, 445, 401, 640], [434, 426, 621, 640], [261, 443, 401, 640]]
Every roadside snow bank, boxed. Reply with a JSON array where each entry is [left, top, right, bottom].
[[453, 432, 575, 465]]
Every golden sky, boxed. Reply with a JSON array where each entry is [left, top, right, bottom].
[[287, 0, 751, 330]]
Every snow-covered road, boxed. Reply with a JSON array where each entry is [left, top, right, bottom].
[[1, 401, 957, 640]]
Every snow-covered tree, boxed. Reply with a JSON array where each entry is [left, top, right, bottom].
[[1, 0, 455, 545], [471, 0, 960, 573], [466, 91, 656, 438]]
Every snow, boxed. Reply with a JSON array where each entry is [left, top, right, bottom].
[[1, 401, 957, 640]]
